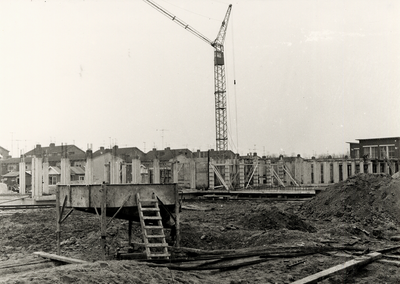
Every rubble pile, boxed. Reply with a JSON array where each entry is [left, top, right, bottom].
[[241, 205, 316, 232], [300, 173, 400, 229]]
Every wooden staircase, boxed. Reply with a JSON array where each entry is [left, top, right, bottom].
[[136, 193, 170, 259]]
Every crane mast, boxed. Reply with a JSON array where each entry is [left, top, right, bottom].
[[144, 1, 232, 151]]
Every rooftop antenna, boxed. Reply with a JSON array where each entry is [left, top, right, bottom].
[[156, 129, 169, 149]]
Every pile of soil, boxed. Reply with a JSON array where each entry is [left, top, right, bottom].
[[241, 205, 316, 232], [300, 173, 400, 229]]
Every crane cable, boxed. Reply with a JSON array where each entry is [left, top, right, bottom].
[[228, 13, 239, 154]]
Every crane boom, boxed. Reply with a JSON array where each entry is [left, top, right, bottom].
[[143, 0, 213, 45], [144, 0, 233, 152]]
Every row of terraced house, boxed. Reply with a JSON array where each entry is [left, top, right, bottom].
[[0, 137, 399, 191]]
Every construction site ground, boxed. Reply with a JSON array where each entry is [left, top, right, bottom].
[[0, 173, 400, 283]]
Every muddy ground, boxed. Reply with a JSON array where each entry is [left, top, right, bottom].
[[0, 173, 400, 283]]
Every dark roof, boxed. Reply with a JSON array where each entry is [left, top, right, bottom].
[[24, 144, 85, 157], [2, 171, 31, 177], [93, 146, 145, 161], [144, 148, 193, 161], [356, 137, 400, 141], [70, 166, 85, 175]]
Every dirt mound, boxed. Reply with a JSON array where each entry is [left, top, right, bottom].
[[241, 205, 316, 232], [300, 173, 400, 228]]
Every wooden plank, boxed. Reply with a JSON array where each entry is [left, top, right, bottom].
[[291, 252, 382, 284], [33, 252, 88, 264], [378, 259, 400, 267], [384, 254, 400, 260]]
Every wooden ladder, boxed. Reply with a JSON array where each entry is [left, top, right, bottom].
[[136, 193, 170, 259]]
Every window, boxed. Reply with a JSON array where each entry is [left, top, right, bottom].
[[363, 147, 370, 158], [49, 176, 58, 185], [371, 147, 378, 159], [7, 164, 17, 171], [354, 148, 360, 159], [378, 145, 395, 159], [79, 176, 85, 181], [388, 146, 395, 159], [364, 146, 378, 159]]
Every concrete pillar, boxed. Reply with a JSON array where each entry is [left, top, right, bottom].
[[131, 159, 141, 184], [19, 156, 26, 194], [85, 150, 94, 184], [209, 159, 215, 190], [376, 162, 381, 173], [153, 159, 160, 184], [42, 157, 49, 194], [253, 157, 259, 187], [302, 162, 311, 184], [333, 162, 339, 183], [110, 155, 120, 184], [323, 162, 330, 184], [31, 157, 36, 198], [384, 162, 390, 174], [294, 157, 303, 184], [265, 160, 272, 186], [278, 158, 284, 183], [121, 164, 127, 184], [60, 157, 71, 185], [172, 162, 179, 184], [223, 160, 230, 188], [350, 161, 356, 177], [313, 161, 320, 185], [342, 162, 348, 181], [258, 159, 265, 185], [359, 161, 364, 174], [31, 156, 43, 198], [368, 161, 373, 173], [190, 159, 196, 189], [104, 162, 110, 184]]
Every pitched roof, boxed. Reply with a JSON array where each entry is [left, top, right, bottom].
[[2, 171, 31, 177], [93, 146, 145, 161], [0, 146, 9, 152], [144, 148, 193, 161], [70, 166, 85, 175], [24, 144, 85, 157]]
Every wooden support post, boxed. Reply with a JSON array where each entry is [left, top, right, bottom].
[[174, 185, 180, 248], [128, 220, 133, 246], [56, 186, 61, 255], [100, 184, 107, 260]]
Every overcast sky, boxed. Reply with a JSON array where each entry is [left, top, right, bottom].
[[1, 0, 399, 158]]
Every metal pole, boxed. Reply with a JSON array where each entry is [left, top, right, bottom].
[[174, 184, 180, 247], [56, 186, 61, 255]]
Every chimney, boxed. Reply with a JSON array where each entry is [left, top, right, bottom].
[[34, 144, 42, 157], [112, 145, 118, 156], [86, 149, 93, 159]]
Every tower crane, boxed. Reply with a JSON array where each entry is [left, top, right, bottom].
[[144, 1, 233, 151]]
